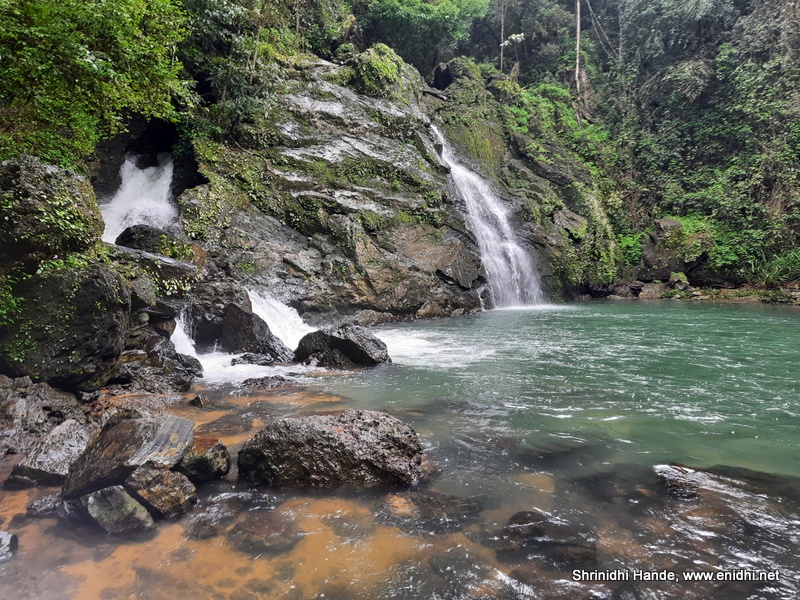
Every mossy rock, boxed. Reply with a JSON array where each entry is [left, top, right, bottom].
[[0, 155, 103, 271], [0, 263, 131, 391], [345, 44, 420, 102]]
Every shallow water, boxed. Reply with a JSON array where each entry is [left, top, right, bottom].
[[2, 301, 799, 599]]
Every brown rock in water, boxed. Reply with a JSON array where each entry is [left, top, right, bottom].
[[125, 466, 197, 518], [175, 438, 231, 483], [237, 409, 426, 486], [62, 415, 194, 500]]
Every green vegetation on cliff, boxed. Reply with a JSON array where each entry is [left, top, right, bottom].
[[2, 0, 799, 291]]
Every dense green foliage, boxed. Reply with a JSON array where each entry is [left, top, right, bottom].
[[2, 0, 799, 287], [0, 0, 188, 167], [356, 0, 489, 73]]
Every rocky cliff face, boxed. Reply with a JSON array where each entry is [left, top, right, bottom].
[[176, 49, 487, 323]]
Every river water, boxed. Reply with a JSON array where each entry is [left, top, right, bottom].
[[2, 300, 799, 599]]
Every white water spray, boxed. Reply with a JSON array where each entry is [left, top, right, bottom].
[[100, 153, 177, 243], [432, 126, 544, 306], [248, 289, 316, 350]]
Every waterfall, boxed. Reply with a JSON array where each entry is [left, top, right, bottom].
[[170, 295, 319, 385], [431, 126, 545, 307], [248, 289, 315, 350], [100, 152, 177, 243]]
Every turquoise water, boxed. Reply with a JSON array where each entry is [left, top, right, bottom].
[[316, 301, 800, 479]]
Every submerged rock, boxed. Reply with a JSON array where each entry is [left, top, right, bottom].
[[237, 409, 426, 486], [5, 419, 95, 488], [73, 485, 155, 535], [379, 490, 483, 533], [227, 509, 301, 557], [294, 324, 390, 367], [184, 491, 277, 540], [63, 415, 194, 499], [498, 509, 597, 565], [124, 466, 197, 518], [175, 438, 231, 483], [220, 303, 293, 361]]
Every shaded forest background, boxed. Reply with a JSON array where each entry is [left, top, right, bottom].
[[2, 0, 799, 285]]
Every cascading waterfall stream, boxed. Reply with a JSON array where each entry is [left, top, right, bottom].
[[431, 125, 545, 307], [100, 152, 177, 243], [171, 290, 318, 384]]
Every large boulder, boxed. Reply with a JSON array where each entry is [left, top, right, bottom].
[[4, 419, 95, 488], [0, 263, 131, 391], [0, 155, 103, 270], [237, 409, 426, 486], [220, 304, 293, 361], [294, 324, 390, 367], [63, 415, 194, 500]]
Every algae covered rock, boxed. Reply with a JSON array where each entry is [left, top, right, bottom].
[[73, 485, 155, 535], [237, 409, 426, 486]]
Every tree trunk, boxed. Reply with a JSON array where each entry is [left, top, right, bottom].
[[500, 2, 506, 73], [575, 0, 581, 96]]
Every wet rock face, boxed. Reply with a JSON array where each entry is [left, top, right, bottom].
[[177, 55, 486, 322], [0, 531, 19, 562], [220, 303, 293, 361], [4, 419, 95, 488], [0, 263, 131, 391], [175, 438, 232, 484], [294, 325, 390, 367], [237, 409, 427, 486], [62, 415, 194, 500], [125, 466, 197, 518], [189, 281, 252, 350], [0, 376, 89, 456]]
